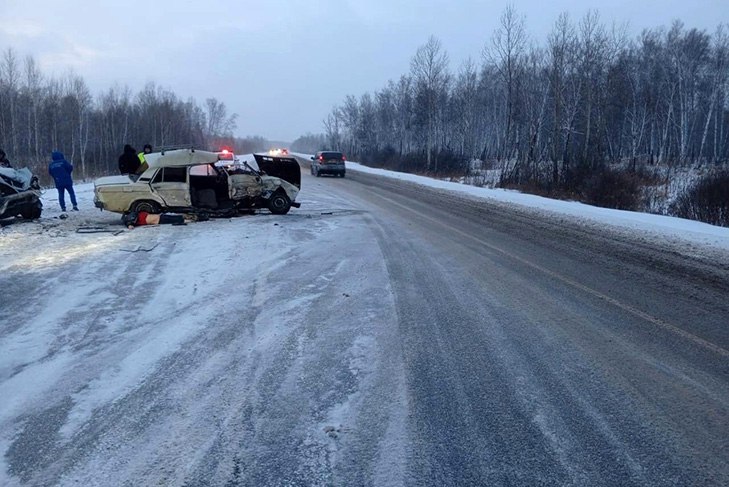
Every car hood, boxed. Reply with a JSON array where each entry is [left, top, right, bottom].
[[0, 167, 34, 191], [95, 175, 134, 187]]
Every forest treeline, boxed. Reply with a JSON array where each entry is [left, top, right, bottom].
[[3, 8, 728, 225], [320, 8, 729, 223], [0, 47, 267, 183]]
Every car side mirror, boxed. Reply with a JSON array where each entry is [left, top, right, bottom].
[[310, 156, 314, 160]]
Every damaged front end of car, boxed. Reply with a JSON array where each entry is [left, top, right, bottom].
[[0, 167, 43, 221]]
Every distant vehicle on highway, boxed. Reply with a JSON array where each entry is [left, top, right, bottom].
[[268, 148, 289, 156], [310, 151, 346, 178]]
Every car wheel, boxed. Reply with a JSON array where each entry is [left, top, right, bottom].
[[340, 173, 346, 178], [131, 200, 161, 214], [21, 200, 42, 220], [268, 192, 291, 215]]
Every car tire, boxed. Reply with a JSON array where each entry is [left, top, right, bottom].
[[21, 200, 42, 220], [315, 168, 320, 177], [268, 192, 291, 215], [131, 200, 161, 214]]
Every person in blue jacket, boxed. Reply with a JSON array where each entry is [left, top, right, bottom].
[[48, 150, 78, 211]]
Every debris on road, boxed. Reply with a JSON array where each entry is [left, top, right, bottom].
[[76, 226, 124, 235], [119, 243, 160, 253]]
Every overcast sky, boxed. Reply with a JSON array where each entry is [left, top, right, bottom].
[[1, 0, 726, 142]]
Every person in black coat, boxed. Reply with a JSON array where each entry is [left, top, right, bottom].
[[0, 148, 12, 168], [118, 144, 140, 175]]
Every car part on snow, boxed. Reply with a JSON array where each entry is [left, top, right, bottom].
[[76, 226, 125, 235], [119, 243, 160, 252]]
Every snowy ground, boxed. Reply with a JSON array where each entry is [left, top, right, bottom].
[[1, 182, 404, 485], [1, 164, 727, 485]]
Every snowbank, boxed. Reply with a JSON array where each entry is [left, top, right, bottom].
[[341, 160, 729, 252]]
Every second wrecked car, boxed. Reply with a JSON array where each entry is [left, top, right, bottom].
[[93, 148, 301, 216], [0, 167, 43, 221]]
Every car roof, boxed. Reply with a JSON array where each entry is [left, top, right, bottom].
[[146, 149, 220, 169]]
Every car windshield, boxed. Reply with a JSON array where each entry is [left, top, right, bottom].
[[190, 164, 217, 176], [321, 152, 343, 160]]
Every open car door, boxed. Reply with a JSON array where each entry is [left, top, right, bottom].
[[254, 154, 301, 189]]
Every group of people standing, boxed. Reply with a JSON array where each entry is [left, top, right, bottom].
[[0, 143, 154, 213]]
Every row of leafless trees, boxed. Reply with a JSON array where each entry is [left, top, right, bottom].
[[291, 133, 327, 154], [325, 8, 729, 190], [0, 48, 238, 181]]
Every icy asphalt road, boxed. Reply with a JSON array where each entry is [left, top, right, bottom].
[[1, 170, 728, 486]]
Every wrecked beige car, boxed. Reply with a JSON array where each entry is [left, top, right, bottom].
[[94, 149, 301, 216]]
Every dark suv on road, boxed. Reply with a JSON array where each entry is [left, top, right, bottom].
[[310, 151, 346, 178]]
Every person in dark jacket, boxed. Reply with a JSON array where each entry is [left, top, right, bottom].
[[118, 144, 140, 175], [48, 150, 78, 211], [0, 148, 12, 168]]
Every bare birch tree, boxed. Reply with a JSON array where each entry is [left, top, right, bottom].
[[411, 35, 449, 171]]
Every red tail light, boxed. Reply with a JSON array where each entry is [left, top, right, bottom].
[[342, 155, 346, 161], [318, 155, 324, 161]]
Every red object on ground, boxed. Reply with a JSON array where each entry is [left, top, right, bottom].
[[138, 211, 149, 225]]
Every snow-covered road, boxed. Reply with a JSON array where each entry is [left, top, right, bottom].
[[1, 182, 407, 485], [1, 166, 728, 486]]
